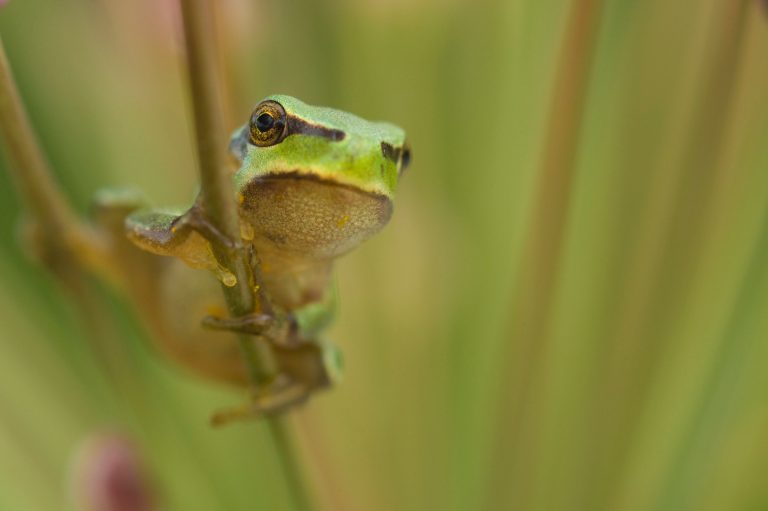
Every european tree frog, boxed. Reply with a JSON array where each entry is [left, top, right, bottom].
[[93, 95, 409, 421]]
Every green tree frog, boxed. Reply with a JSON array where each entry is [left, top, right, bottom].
[[91, 95, 409, 422]]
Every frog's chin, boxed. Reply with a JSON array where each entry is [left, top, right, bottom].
[[238, 171, 393, 260]]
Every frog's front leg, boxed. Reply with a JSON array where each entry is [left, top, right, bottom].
[[127, 201, 285, 328], [203, 284, 337, 348], [171, 202, 238, 254], [201, 309, 293, 344], [210, 374, 309, 426], [201, 311, 274, 334], [127, 200, 250, 287]]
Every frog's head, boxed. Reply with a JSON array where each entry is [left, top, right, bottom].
[[230, 95, 410, 259]]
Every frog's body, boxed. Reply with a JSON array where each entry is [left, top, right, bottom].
[[93, 96, 408, 413], [241, 174, 391, 310], [230, 95, 406, 312]]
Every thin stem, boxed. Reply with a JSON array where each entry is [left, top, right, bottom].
[[177, 1, 315, 509], [178, 0, 277, 384], [268, 417, 315, 511]]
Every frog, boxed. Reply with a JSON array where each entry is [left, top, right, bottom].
[[88, 95, 410, 423]]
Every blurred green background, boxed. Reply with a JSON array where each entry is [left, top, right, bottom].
[[1, 0, 768, 510]]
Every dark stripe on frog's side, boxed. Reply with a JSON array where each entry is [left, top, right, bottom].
[[286, 116, 346, 141], [380, 142, 401, 163], [244, 170, 391, 201], [229, 117, 346, 163]]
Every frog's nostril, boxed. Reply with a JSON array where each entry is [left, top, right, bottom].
[[380, 141, 399, 163]]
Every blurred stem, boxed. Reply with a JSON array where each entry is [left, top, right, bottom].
[[491, 0, 604, 506], [0, 34, 79, 264], [0, 34, 136, 413], [512, 0, 604, 365], [178, 1, 315, 510], [601, 2, 751, 509], [268, 417, 314, 511]]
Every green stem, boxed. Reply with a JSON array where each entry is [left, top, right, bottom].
[[177, 1, 315, 509], [0, 34, 79, 265], [178, 0, 277, 384], [490, 0, 605, 507], [268, 417, 315, 511]]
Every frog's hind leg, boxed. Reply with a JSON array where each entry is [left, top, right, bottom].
[[209, 341, 341, 426], [73, 188, 150, 285], [76, 189, 184, 305], [210, 375, 310, 426]]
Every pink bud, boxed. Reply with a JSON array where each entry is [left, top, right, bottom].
[[72, 434, 156, 511]]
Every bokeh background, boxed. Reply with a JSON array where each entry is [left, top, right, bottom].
[[1, 0, 768, 510]]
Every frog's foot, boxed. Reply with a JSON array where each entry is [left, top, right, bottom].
[[201, 312, 274, 336], [174, 204, 237, 255], [126, 204, 242, 286], [202, 311, 305, 348], [210, 375, 309, 427]]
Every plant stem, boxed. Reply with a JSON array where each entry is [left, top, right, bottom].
[[268, 417, 314, 511], [178, 0, 277, 384], [490, 0, 605, 507], [0, 34, 79, 265], [0, 34, 138, 412], [177, 1, 315, 509]]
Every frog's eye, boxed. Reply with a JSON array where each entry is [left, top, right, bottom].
[[249, 100, 287, 147]]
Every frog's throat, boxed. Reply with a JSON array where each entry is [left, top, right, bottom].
[[237, 171, 393, 261]]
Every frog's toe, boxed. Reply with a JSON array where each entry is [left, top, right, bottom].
[[209, 376, 309, 426], [174, 205, 237, 253], [201, 311, 274, 335], [126, 207, 239, 285], [125, 209, 187, 253]]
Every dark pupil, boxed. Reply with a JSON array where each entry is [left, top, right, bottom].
[[256, 113, 275, 132]]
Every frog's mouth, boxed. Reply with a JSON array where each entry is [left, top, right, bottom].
[[238, 171, 393, 258]]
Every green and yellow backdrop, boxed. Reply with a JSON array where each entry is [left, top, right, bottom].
[[0, 0, 767, 510]]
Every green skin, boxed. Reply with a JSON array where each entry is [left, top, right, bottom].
[[93, 96, 408, 419]]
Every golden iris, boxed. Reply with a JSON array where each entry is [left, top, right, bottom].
[[249, 100, 287, 147]]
